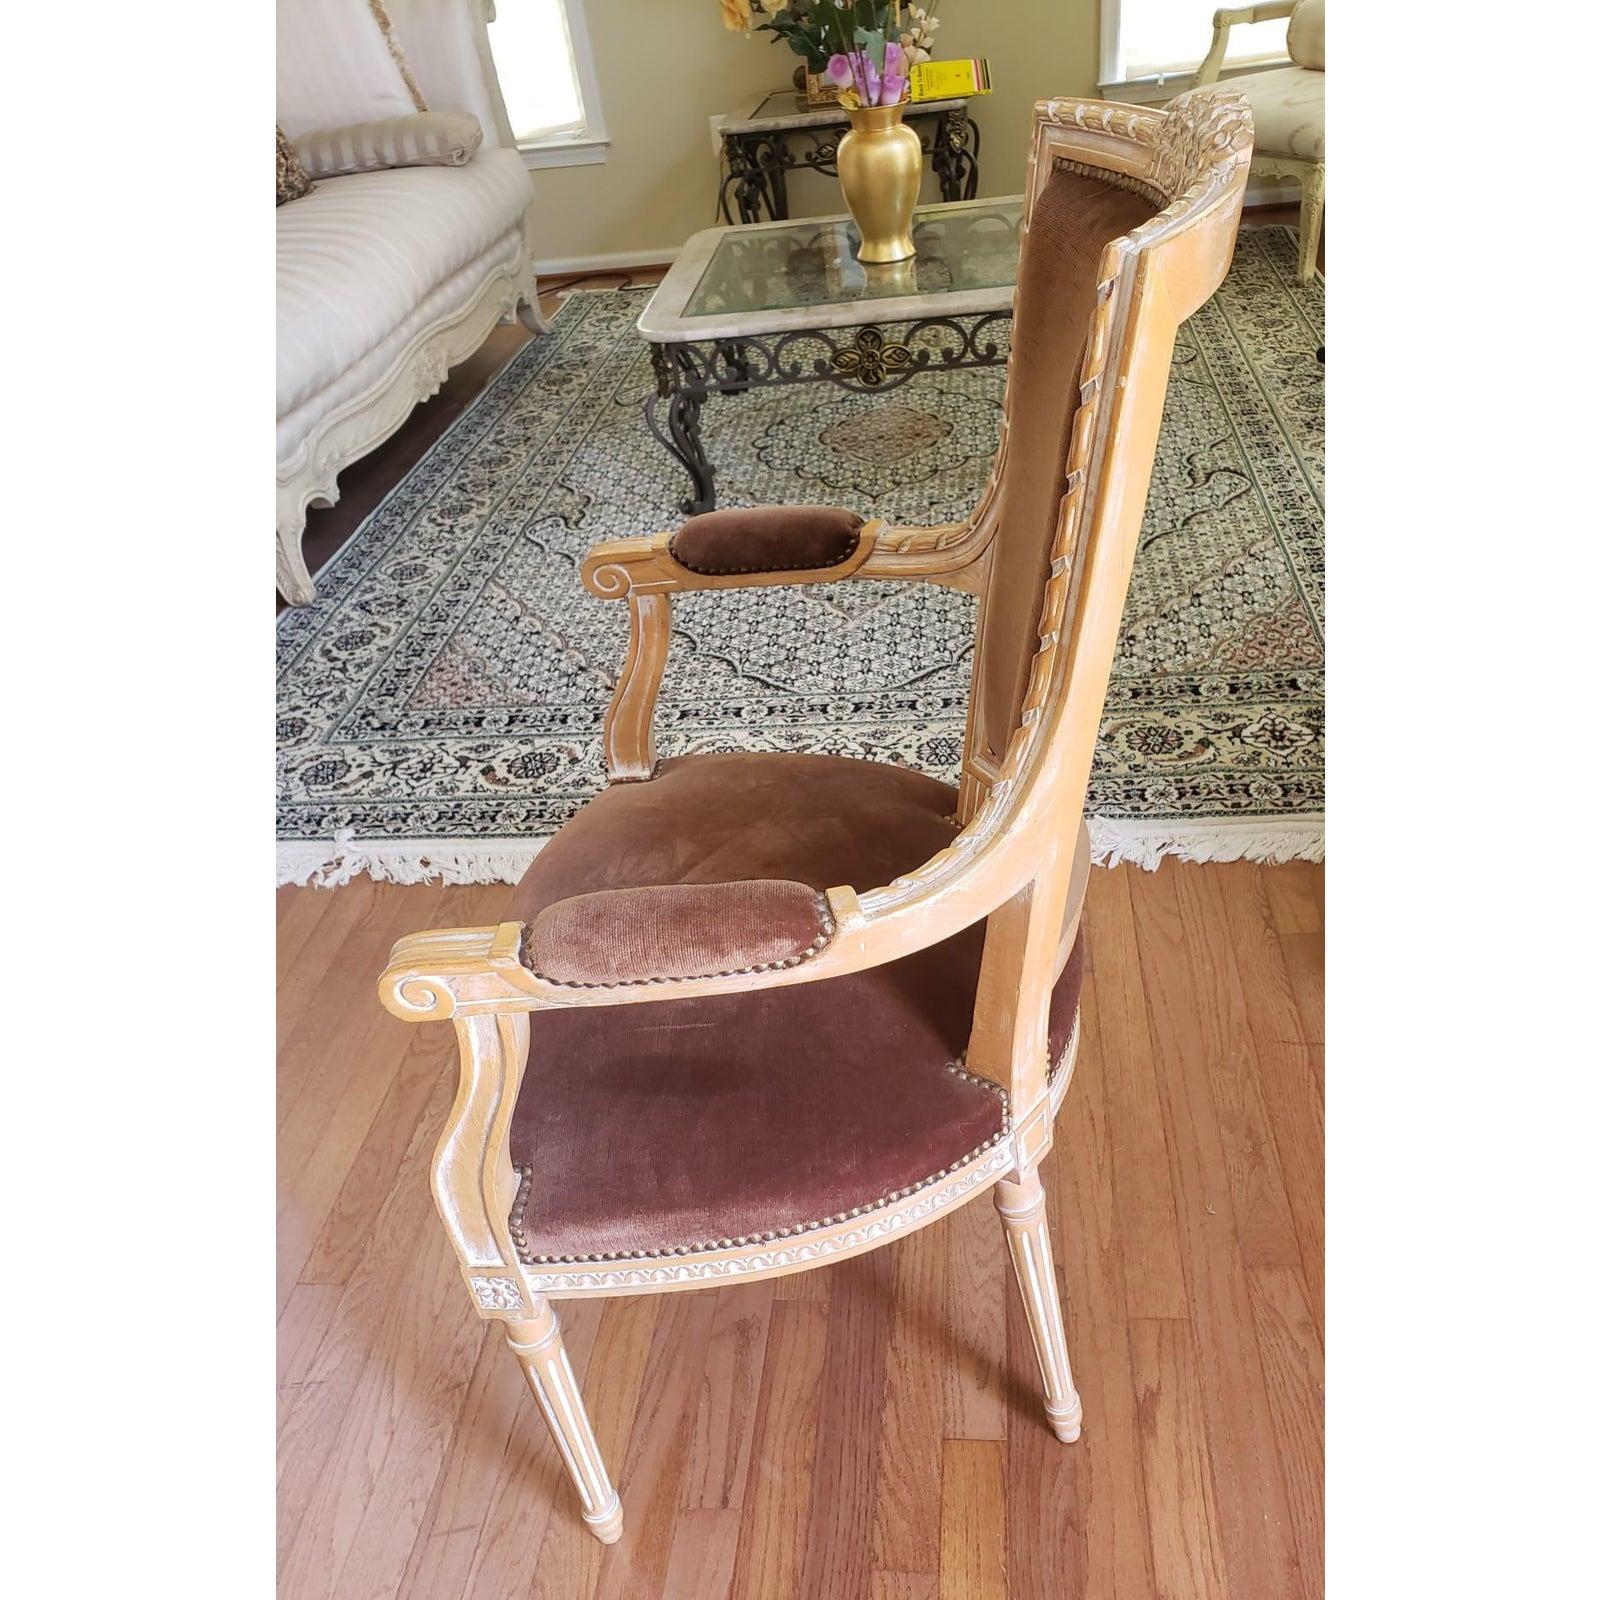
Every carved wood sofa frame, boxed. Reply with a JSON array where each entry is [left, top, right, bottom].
[[377, 92, 1253, 1545], [275, 219, 547, 608]]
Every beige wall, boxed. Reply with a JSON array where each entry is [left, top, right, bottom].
[[532, 0, 1100, 267]]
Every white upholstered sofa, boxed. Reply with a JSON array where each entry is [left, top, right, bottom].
[[276, 0, 545, 605]]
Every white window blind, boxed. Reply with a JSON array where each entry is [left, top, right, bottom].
[[488, 0, 590, 143], [1105, 1, 1291, 85]]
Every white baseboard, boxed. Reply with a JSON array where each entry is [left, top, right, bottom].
[[533, 245, 680, 277]]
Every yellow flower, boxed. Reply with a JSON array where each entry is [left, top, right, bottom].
[[719, 0, 753, 31]]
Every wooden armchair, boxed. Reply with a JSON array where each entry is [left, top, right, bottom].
[[377, 91, 1254, 1544], [1194, 0, 1324, 278]]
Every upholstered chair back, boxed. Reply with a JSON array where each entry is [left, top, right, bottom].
[[1288, 0, 1326, 71], [965, 166, 1165, 775], [920, 92, 1255, 1102], [960, 94, 1256, 836]]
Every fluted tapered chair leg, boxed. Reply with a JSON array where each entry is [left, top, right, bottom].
[[1297, 163, 1325, 281], [504, 1299, 624, 1543], [995, 1169, 1083, 1442]]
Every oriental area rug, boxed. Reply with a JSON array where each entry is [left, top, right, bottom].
[[277, 226, 1323, 885]]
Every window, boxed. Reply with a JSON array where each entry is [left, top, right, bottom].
[[1100, 0, 1290, 90], [487, 0, 607, 165]]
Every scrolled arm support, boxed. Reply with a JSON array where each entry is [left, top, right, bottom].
[[377, 922, 530, 1021], [1194, 1, 1295, 86], [580, 504, 1002, 781], [374, 766, 1052, 1024], [580, 512, 883, 601]]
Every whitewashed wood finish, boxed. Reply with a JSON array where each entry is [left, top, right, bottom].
[[995, 1170, 1084, 1442], [504, 1301, 625, 1543], [377, 92, 1254, 1542]]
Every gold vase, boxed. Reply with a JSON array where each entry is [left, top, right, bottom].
[[836, 102, 920, 264]]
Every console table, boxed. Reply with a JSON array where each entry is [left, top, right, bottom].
[[637, 196, 1021, 514], [715, 88, 981, 226]]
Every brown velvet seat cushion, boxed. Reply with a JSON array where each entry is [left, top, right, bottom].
[[507, 752, 1086, 1263], [668, 505, 862, 576]]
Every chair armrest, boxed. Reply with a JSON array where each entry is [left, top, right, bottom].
[[582, 508, 880, 599], [581, 505, 992, 781], [521, 880, 836, 988], [1194, 2, 1296, 86]]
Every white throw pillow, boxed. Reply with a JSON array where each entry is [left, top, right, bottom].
[[277, 0, 427, 140], [295, 113, 483, 179]]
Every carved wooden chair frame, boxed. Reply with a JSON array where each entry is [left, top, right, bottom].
[[378, 92, 1253, 1545]]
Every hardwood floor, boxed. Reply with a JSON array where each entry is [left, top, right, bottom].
[[277, 860, 1324, 1598]]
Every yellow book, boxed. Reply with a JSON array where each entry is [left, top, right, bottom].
[[909, 58, 992, 102]]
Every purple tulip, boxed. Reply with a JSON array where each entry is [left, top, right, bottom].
[[884, 41, 907, 75], [824, 53, 854, 88], [881, 72, 906, 104], [860, 54, 881, 103]]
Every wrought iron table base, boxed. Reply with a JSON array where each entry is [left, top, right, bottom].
[[646, 313, 1011, 515]]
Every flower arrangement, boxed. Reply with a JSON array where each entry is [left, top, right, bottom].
[[726, 4, 946, 106]]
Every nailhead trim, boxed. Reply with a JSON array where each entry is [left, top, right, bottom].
[[1045, 1032, 1074, 1085], [519, 891, 835, 989], [509, 1055, 1009, 1267], [666, 520, 862, 578]]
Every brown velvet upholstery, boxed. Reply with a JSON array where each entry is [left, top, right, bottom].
[[506, 752, 1087, 1262], [972, 165, 1160, 762], [510, 753, 960, 920], [668, 505, 863, 576], [521, 879, 833, 987]]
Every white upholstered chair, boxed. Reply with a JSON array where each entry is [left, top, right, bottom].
[[1194, 0, 1324, 278]]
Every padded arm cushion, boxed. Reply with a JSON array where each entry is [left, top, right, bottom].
[[667, 506, 863, 577], [520, 879, 836, 988]]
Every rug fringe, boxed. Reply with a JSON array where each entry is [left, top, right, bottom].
[[1087, 815, 1325, 870], [277, 829, 548, 888], [280, 816, 1323, 889]]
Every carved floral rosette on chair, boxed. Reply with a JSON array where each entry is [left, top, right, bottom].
[[377, 90, 1254, 1544]]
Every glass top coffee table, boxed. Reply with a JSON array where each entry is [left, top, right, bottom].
[[638, 195, 1022, 513]]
